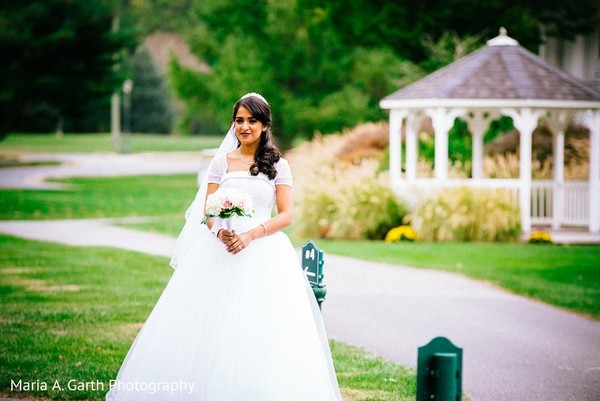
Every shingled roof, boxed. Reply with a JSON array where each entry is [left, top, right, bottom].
[[382, 29, 600, 103]]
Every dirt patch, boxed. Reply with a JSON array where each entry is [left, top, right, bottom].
[[3, 276, 83, 292]]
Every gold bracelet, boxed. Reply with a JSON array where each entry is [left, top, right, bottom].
[[259, 223, 267, 237]]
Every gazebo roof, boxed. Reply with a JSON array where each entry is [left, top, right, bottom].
[[381, 29, 600, 108]]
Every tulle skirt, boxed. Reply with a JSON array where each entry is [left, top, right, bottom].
[[106, 218, 341, 401]]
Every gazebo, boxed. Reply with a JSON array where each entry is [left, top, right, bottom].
[[380, 28, 600, 235]]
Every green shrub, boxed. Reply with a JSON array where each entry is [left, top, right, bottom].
[[414, 186, 520, 242], [296, 161, 408, 240]]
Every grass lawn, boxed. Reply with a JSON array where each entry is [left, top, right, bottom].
[[0, 174, 198, 221], [0, 133, 223, 154], [0, 235, 415, 401]]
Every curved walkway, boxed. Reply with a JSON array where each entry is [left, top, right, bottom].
[[1, 153, 599, 401], [0, 152, 206, 189]]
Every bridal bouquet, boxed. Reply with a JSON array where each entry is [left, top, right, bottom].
[[201, 188, 254, 226]]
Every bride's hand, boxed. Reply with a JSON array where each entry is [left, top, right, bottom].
[[226, 231, 252, 255], [218, 229, 236, 246], [218, 229, 244, 254]]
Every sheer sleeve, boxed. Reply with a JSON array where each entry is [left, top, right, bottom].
[[274, 158, 293, 187], [207, 153, 227, 184]]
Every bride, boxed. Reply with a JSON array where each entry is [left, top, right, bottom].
[[106, 93, 342, 400]]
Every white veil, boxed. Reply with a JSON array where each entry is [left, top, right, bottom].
[[169, 124, 237, 269]]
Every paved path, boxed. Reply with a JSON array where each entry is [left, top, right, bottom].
[[0, 152, 206, 189], [1, 152, 599, 401]]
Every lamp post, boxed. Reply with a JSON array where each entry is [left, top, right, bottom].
[[122, 79, 133, 153]]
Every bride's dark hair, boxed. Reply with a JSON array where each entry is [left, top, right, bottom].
[[232, 95, 281, 180]]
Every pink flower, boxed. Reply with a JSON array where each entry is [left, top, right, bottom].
[[202, 188, 254, 224]]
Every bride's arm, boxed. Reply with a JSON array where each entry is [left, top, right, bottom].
[[205, 183, 234, 245], [204, 183, 220, 232], [232, 184, 292, 252], [258, 184, 293, 237]]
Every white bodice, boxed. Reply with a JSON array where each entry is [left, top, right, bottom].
[[218, 172, 277, 230]]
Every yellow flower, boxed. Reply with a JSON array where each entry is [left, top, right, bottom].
[[385, 225, 417, 243], [528, 230, 553, 244]]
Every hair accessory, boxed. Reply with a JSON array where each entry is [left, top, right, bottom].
[[241, 92, 269, 106]]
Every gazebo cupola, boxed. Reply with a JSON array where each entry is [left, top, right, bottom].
[[380, 28, 600, 234]]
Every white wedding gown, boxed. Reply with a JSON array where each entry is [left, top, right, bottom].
[[106, 161, 342, 400]]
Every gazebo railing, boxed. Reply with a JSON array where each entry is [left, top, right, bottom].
[[531, 180, 589, 227], [531, 181, 552, 226], [392, 178, 589, 228], [562, 182, 589, 226]]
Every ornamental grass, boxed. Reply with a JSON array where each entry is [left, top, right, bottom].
[[414, 186, 520, 242], [287, 123, 408, 240], [296, 160, 407, 240], [483, 129, 590, 180]]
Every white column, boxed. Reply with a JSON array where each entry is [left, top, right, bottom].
[[110, 16, 121, 153], [428, 108, 465, 180], [388, 109, 406, 186], [562, 35, 586, 80], [552, 131, 565, 229], [465, 111, 491, 179], [546, 111, 569, 230], [503, 108, 543, 234], [111, 92, 121, 153], [405, 113, 420, 181], [583, 110, 600, 233], [472, 130, 484, 180]]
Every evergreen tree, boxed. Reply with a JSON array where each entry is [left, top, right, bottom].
[[0, 0, 136, 138], [127, 0, 195, 34], [130, 47, 174, 134]]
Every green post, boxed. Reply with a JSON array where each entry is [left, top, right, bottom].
[[417, 337, 462, 401], [301, 240, 327, 310]]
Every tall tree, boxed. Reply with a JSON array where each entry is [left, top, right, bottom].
[[169, 0, 599, 146], [127, 0, 195, 34], [171, 0, 405, 147], [130, 47, 174, 134], [0, 0, 136, 139], [523, 0, 600, 39]]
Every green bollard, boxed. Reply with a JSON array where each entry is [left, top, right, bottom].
[[432, 353, 458, 400], [417, 337, 462, 401], [311, 284, 327, 309], [301, 241, 327, 310]]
